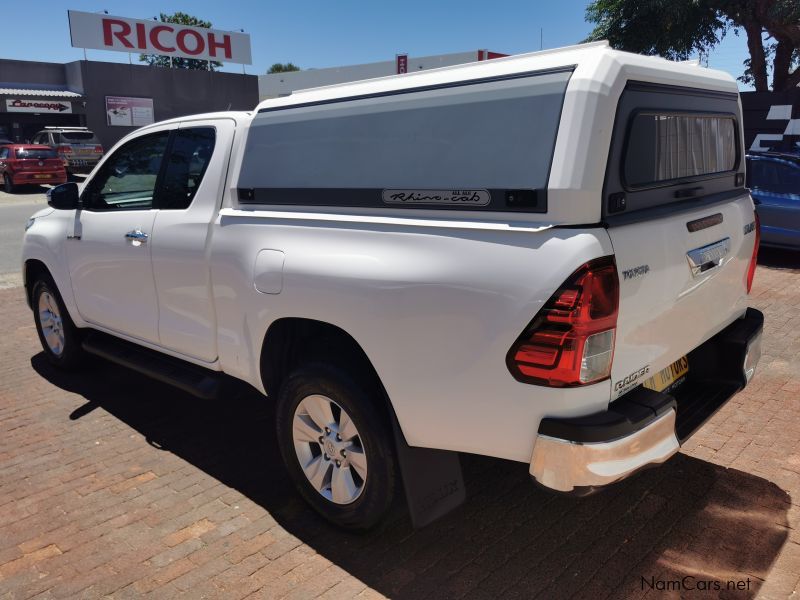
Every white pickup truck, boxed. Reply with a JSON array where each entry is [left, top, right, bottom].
[[22, 42, 763, 530]]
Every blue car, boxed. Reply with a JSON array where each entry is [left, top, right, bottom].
[[746, 152, 800, 249]]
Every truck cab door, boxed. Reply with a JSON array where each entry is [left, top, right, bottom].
[[150, 118, 236, 363], [65, 129, 172, 344]]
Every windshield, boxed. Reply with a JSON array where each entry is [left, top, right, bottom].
[[58, 131, 99, 143], [16, 148, 58, 159]]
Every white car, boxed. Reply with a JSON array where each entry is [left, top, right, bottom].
[[22, 41, 763, 530]]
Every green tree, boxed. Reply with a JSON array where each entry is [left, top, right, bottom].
[[139, 12, 223, 71], [268, 63, 301, 74], [584, 0, 800, 91]]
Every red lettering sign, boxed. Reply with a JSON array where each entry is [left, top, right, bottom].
[[150, 25, 176, 53], [396, 54, 408, 74], [70, 10, 252, 65], [102, 18, 133, 49], [176, 29, 204, 55], [207, 32, 232, 59]]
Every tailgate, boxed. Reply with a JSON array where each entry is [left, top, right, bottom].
[[608, 195, 756, 399], [600, 81, 756, 400]]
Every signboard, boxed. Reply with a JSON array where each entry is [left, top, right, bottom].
[[396, 54, 408, 74], [106, 96, 154, 127], [68, 10, 252, 65], [6, 99, 72, 114]]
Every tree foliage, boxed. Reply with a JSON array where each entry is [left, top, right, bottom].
[[139, 12, 223, 71], [585, 0, 800, 91], [268, 63, 301, 74]]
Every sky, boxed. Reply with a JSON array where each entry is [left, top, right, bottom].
[[0, 0, 753, 89]]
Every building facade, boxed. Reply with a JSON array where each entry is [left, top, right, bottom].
[[259, 50, 507, 100], [1, 58, 258, 149]]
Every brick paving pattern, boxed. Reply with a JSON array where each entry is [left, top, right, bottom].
[[1, 247, 799, 599]]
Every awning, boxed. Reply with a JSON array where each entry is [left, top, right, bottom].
[[0, 86, 83, 98]]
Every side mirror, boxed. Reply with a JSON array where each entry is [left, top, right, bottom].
[[47, 183, 80, 210]]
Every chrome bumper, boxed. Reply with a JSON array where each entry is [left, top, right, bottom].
[[529, 307, 764, 494], [530, 409, 680, 493]]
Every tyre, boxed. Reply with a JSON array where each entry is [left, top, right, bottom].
[[275, 362, 396, 530], [3, 173, 15, 194], [32, 276, 85, 369]]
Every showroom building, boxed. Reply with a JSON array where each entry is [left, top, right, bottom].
[[259, 50, 507, 99], [0, 58, 258, 149], [1, 10, 257, 149]]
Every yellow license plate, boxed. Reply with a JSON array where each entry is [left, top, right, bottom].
[[643, 356, 689, 392], [34, 174, 51, 179]]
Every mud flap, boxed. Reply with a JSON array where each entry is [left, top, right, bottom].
[[389, 409, 466, 528]]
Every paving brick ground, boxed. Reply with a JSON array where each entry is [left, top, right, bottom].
[[1, 248, 799, 599]]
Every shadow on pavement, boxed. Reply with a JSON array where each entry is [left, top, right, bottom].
[[758, 246, 800, 270], [32, 353, 791, 599]]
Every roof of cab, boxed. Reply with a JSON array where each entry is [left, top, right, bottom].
[[255, 41, 739, 113], [134, 111, 253, 132]]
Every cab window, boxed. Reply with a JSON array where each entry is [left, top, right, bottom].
[[157, 128, 216, 210], [81, 132, 169, 210], [624, 113, 737, 188]]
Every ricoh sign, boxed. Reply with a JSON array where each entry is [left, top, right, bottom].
[[67, 10, 252, 65]]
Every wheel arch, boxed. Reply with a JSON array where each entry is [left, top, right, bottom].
[[23, 259, 53, 309], [260, 317, 390, 412]]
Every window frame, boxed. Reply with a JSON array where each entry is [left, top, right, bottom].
[[237, 67, 575, 214], [601, 81, 746, 221], [154, 126, 217, 211], [620, 110, 740, 191]]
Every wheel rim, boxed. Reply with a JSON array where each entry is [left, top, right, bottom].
[[292, 394, 368, 505], [38, 291, 65, 356]]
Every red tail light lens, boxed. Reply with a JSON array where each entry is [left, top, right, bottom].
[[746, 211, 760, 294], [508, 256, 619, 387], [94, 145, 103, 153], [56, 145, 72, 154]]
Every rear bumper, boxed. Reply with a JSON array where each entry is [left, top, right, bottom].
[[65, 159, 99, 173], [14, 172, 67, 185], [530, 307, 764, 494]]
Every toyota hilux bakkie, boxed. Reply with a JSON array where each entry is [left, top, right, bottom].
[[22, 42, 763, 529]]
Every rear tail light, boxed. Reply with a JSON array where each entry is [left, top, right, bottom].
[[508, 256, 619, 387], [746, 211, 760, 294], [94, 145, 103, 153], [56, 145, 72, 154]]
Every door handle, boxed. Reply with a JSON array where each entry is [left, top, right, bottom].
[[125, 229, 149, 243]]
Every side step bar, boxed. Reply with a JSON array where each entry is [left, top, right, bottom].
[[82, 331, 224, 400]]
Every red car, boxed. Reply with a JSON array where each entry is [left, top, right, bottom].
[[0, 144, 67, 193]]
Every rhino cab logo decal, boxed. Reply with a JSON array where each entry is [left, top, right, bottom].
[[382, 189, 490, 206]]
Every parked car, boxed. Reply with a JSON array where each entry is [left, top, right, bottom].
[[747, 152, 800, 249], [0, 144, 67, 193], [31, 127, 103, 176], [22, 42, 763, 530]]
